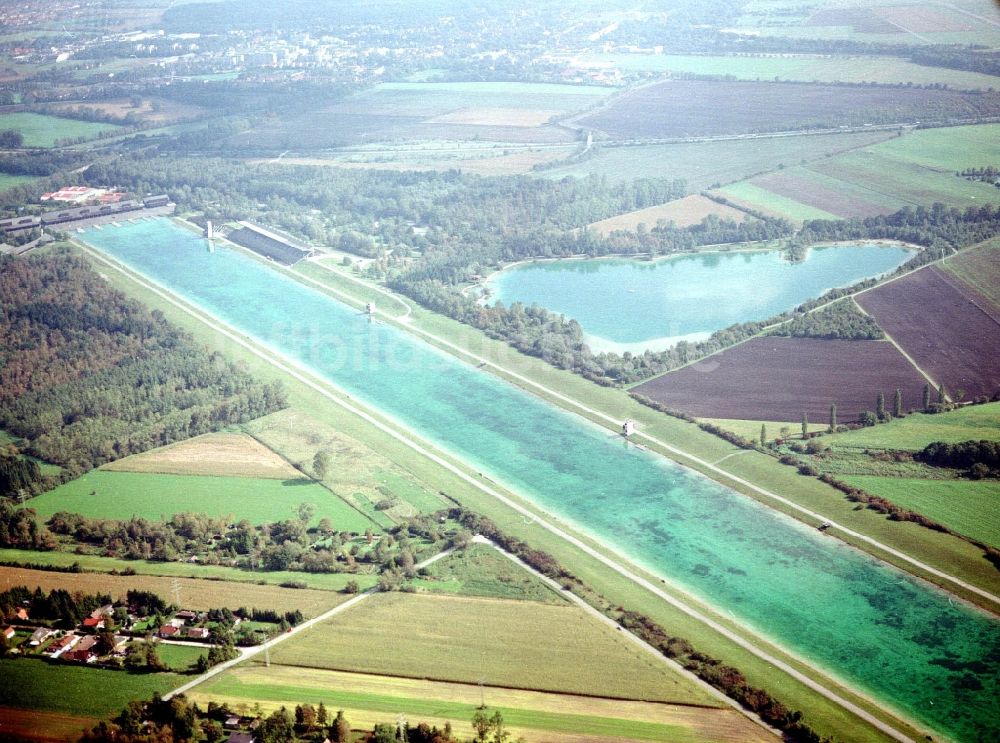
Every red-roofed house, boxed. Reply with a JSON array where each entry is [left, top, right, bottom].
[[15, 608, 28, 621], [48, 633, 80, 658], [62, 634, 97, 662], [82, 617, 105, 630], [157, 625, 180, 639], [1, 626, 14, 640], [187, 627, 209, 640]]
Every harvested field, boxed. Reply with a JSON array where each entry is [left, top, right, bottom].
[[0, 707, 95, 743], [805, 8, 900, 34], [749, 170, 889, 219], [856, 266, 1000, 400], [267, 592, 715, 705], [0, 567, 342, 618], [588, 195, 749, 235], [632, 337, 928, 422], [576, 81, 1000, 140], [193, 666, 771, 743], [45, 97, 204, 125], [102, 432, 299, 479], [426, 107, 559, 127]]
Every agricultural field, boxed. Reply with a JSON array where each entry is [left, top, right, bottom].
[[576, 81, 1000, 140], [0, 707, 95, 743], [632, 337, 928, 423], [232, 82, 613, 151], [407, 543, 566, 603], [856, 266, 1000, 401], [541, 129, 895, 188], [716, 125, 1000, 220], [101, 431, 300, 479], [0, 173, 35, 193], [942, 237, 1000, 312], [43, 97, 205, 126], [825, 402, 1000, 451], [587, 195, 749, 235], [192, 666, 771, 743], [733, 0, 1000, 47], [0, 658, 183, 718], [563, 52, 1000, 90], [841, 476, 1000, 549], [0, 566, 343, 617], [26, 470, 373, 532], [246, 408, 448, 524], [0, 112, 122, 148], [700, 418, 831, 444], [266, 592, 712, 705]]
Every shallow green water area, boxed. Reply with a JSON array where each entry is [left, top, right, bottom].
[[488, 247, 911, 351], [81, 219, 998, 741]]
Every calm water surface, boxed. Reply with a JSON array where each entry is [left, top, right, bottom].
[[81, 220, 998, 741], [488, 247, 911, 352]]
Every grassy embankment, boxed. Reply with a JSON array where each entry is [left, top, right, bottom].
[[67, 241, 932, 743], [0, 112, 121, 148]]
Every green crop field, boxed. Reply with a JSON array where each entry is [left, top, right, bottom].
[[267, 591, 714, 705], [943, 237, 1000, 311], [0, 112, 122, 148], [842, 476, 1000, 549], [408, 543, 566, 603], [194, 666, 770, 743], [542, 130, 894, 189], [155, 643, 206, 673], [716, 180, 839, 221], [0, 173, 34, 192], [27, 470, 374, 531], [0, 659, 183, 717], [827, 403, 1000, 451], [715, 125, 1000, 220], [569, 53, 1000, 90]]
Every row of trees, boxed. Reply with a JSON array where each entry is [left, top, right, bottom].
[[0, 584, 111, 628]]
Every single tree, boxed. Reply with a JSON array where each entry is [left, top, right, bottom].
[[759, 423, 767, 447], [829, 403, 837, 432], [923, 383, 931, 411], [490, 710, 509, 743], [938, 384, 947, 404], [876, 391, 886, 420], [312, 449, 332, 481], [472, 709, 491, 743], [894, 388, 903, 418], [332, 710, 351, 743], [317, 702, 328, 726], [801, 412, 808, 439]]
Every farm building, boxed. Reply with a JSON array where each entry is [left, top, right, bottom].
[[29, 627, 53, 646], [48, 633, 80, 659], [227, 221, 315, 265]]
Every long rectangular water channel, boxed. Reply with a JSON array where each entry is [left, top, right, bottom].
[[80, 218, 1000, 741]]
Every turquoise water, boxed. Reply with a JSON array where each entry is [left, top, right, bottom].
[[488, 247, 911, 351], [82, 219, 998, 741]]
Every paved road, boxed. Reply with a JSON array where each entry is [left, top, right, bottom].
[[164, 547, 456, 700], [83, 242, 922, 740]]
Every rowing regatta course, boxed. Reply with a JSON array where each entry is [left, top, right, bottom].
[[80, 218, 1000, 741]]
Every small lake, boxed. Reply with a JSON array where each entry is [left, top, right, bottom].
[[486, 245, 912, 353]]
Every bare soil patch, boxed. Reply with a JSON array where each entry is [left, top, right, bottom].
[[875, 6, 972, 34], [633, 337, 927, 422], [857, 266, 1000, 400], [0, 707, 94, 743], [101, 432, 299, 479], [588, 195, 749, 235]]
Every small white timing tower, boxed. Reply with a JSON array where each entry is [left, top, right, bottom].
[[204, 220, 214, 239], [622, 419, 636, 437]]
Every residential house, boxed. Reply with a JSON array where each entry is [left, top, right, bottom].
[[15, 608, 28, 621], [1, 626, 14, 640], [157, 625, 180, 639], [175, 610, 197, 623], [82, 616, 105, 630], [224, 716, 241, 729], [187, 627, 210, 640], [48, 633, 80, 659], [62, 634, 97, 662], [227, 732, 255, 743], [29, 627, 54, 646]]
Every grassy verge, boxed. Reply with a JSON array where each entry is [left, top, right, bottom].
[[74, 241, 928, 742]]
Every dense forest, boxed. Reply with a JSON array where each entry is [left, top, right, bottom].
[[0, 251, 286, 479]]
